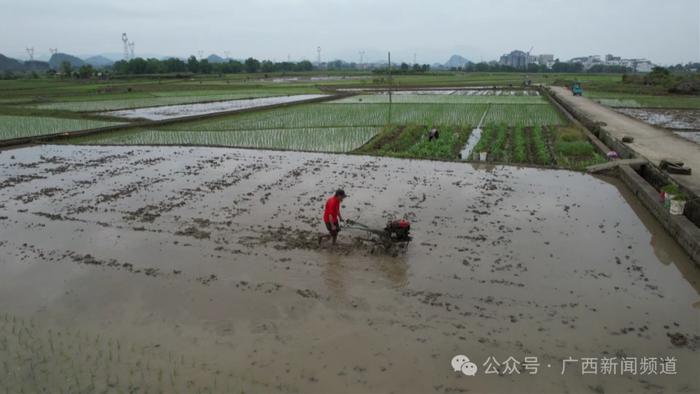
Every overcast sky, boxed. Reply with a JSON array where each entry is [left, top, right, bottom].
[[1, 0, 698, 65]]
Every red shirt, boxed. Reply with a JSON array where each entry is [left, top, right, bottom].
[[323, 196, 341, 223]]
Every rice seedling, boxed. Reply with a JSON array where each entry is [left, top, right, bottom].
[[512, 125, 527, 163], [0, 115, 123, 141], [531, 125, 552, 165], [490, 124, 509, 162], [329, 94, 548, 105], [70, 127, 380, 153]]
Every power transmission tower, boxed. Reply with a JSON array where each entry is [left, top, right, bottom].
[[359, 50, 365, 68], [49, 48, 58, 56], [122, 33, 129, 60], [414, 53, 417, 65], [25, 47, 34, 61], [224, 51, 231, 60], [129, 42, 135, 59], [317, 46, 321, 66], [198, 50, 204, 60]]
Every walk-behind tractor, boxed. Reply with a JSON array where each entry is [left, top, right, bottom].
[[345, 219, 412, 251]]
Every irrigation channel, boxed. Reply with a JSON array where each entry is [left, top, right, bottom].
[[460, 104, 491, 160]]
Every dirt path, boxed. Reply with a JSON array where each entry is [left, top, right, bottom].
[[550, 86, 700, 195]]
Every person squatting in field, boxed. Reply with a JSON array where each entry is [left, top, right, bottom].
[[319, 189, 347, 245]]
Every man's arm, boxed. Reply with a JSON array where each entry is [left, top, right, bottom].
[[337, 200, 343, 222]]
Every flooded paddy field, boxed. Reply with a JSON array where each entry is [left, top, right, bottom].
[[0, 145, 698, 393], [674, 131, 700, 144], [614, 108, 700, 145], [615, 108, 700, 131], [102, 94, 329, 121]]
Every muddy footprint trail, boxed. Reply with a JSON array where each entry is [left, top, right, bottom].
[[0, 145, 698, 393]]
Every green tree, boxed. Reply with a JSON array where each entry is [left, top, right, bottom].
[[59, 61, 73, 76], [297, 60, 313, 71], [78, 64, 94, 78], [244, 57, 260, 73], [129, 58, 148, 74], [163, 58, 187, 73], [187, 56, 200, 73], [145, 58, 165, 74], [261, 60, 275, 73]]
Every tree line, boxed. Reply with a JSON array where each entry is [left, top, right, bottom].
[[111, 56, 315, 75]]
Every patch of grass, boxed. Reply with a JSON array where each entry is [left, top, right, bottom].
[[550, 125, 605, 169], [585, 91, 700, 109], [555, 140, 596, 157]]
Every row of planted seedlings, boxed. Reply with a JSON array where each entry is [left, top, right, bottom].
[[470, 122, 605, 170], [0, 312, 258, 393], [471, 123, 554, 166]]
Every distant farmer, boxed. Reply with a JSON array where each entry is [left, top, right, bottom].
[[319, 189, 347, 245], [428, 128, 440, 142]]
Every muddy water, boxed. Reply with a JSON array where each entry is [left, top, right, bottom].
[[616, 108, 700, 131], [674, 131, 700, 144], [0, 146, 698, 393]]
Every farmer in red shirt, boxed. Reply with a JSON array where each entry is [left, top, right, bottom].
[[319, 189, 347, 245]]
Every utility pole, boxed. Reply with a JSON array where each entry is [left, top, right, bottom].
[[388, 51, 392, 84], [388, 51, 392, 124]]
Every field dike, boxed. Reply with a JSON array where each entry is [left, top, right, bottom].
[[546, 87, 700, 265]]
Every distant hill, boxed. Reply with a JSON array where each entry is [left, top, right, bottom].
[[0, 55, 49, 73], [445, 55, 471, 68], [207, 54, 225, 64], [0, 54, 26, 72], [84, 55, 114, 68], [48, 53, 85, 69], [24, 60, 50, 73]]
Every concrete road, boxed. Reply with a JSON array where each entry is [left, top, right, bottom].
[[550, 86, 700, 195]]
